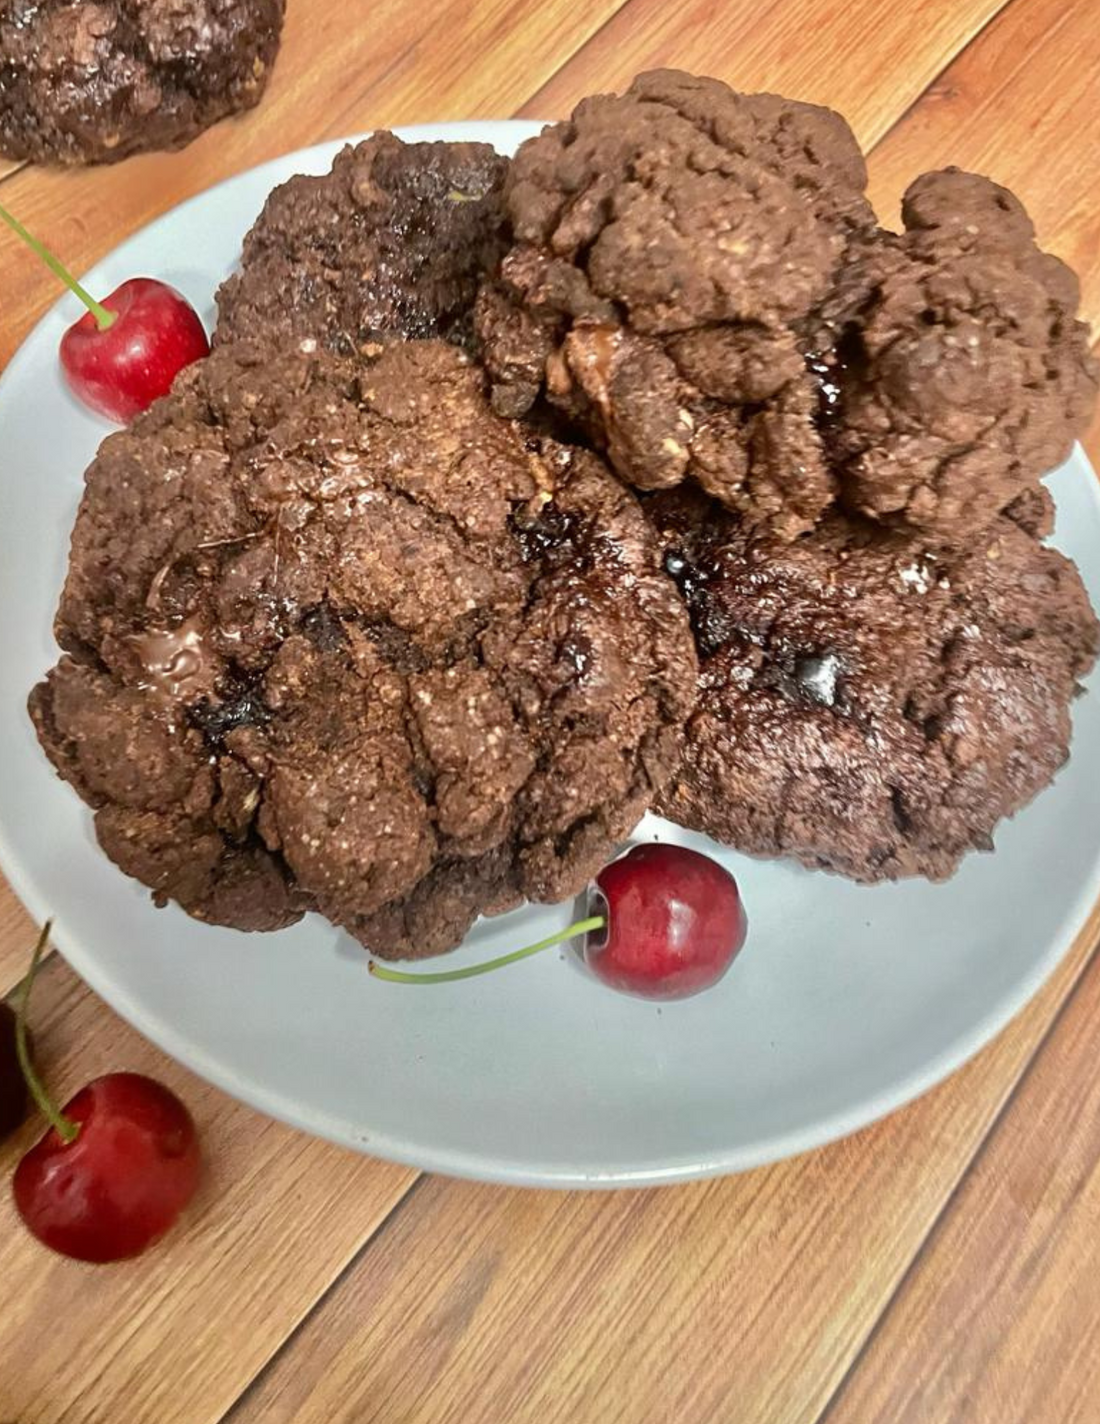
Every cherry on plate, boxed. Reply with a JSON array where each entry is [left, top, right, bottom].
[[583, 844, 747, 999], [60, 277, 210, 423], [370, 842, 748, 1001], [1, 200, 209, 424]]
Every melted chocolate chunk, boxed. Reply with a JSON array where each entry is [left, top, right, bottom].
[[649, 486, 1098, 881]]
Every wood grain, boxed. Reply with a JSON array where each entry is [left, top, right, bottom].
[[866, 0, 1100, 333], [0, 955, 417, 1424], [520, 0, 1010, 147], [225, 911, 1100, 1424], [0, 893, 36, 995], [824, 943, 1100, 1424], [0, 0, 628, 371]]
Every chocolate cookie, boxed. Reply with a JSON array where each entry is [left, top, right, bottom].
[[651, 488, 1098, 881], [476, 68, 875, 539], [815, 168, 1098, 540], [477, 72, 1096, 544], [216, 132, 509, 355], [30, 340, 696, 958], [0, 0, 284, 165]]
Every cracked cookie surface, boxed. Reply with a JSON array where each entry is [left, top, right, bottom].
[[30, 339, 696, 957], [476, 68, 874, 540], [216, 132, 509, 355], [814, 168, 1099, 540], [650, 486, 1099, 881]]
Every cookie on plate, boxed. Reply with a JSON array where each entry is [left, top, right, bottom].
[[815, 168, 1099, 541], [476, 68, 874, 540], [31, 340, 696, 958], [650, 486, 1099, 881], [216, 132, 509, 355], [477, 71, 1097, 545]]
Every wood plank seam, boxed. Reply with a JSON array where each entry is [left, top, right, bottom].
[[0, 160, 27, 190], [516, 0, 666, 114], [819, 939, 1100, 1423], [220, 1172, 431, 1418], [323, 39, 426, 137], [855, 0, 1016, 159], [811, 936, 1100, 1424]]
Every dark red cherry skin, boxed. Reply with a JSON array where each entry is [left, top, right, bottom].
[[60, 277, 209, 423], [0, 1002, 30, 1140], [13, 1072, 201, 1263], [584, 844, 748, 1000]]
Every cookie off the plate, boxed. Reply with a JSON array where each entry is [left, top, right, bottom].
[[0, 0, 285, 165]]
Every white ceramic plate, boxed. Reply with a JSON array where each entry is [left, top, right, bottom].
[[2, 122, 1099, 1187]]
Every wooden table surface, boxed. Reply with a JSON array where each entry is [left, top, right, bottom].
[[2, 2, 1100, 1420]]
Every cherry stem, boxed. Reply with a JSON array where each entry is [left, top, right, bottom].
[[369, 914, 606, 984], [0, 200, 117, 332], [16, 922, 80, 1145]]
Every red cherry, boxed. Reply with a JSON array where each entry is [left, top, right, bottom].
[[0, 201, 208, 424], [13, 1072, 201, 1263], [583, 844, 747, 999], [370, 843, 748, 1001], [0, 1001, 30, 1140], [60, 277, 209, 423]]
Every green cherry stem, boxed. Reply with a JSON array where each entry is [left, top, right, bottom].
[[369, 914, 606, 984], [0, 200, 117, 332], [16, 921, 80, 1144]]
